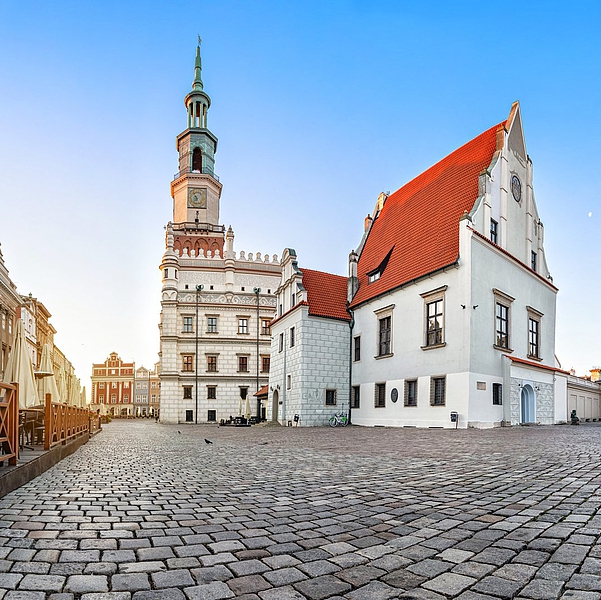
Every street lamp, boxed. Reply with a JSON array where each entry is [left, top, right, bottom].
[[253, 287, 261, 420], [195, 284, 203, 424]]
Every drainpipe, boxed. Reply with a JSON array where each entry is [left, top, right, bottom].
[[347, 304, 354, 425]]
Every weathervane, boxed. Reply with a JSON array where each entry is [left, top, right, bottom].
[[198, 35, 202, 46]]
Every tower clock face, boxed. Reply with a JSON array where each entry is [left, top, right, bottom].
[[188, 188, 207, 208], [511, 175, 522, 202]]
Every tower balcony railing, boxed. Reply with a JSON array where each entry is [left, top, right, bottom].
[[172, 222, 225, 233], [173, 166, 220, 182]]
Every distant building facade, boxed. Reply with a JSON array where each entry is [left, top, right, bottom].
[[159, 44, 280, 424], [90, 352, 135, 417], [134, 363, 161, 417]]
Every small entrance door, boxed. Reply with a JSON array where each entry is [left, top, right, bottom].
[[520, 385, 536, 424], [272, 390, 279, 423]]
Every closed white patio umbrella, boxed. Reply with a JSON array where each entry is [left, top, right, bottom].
[[3, 319, 39, 409], [37, 343, 60, 404], [57, 366, 68, 404]]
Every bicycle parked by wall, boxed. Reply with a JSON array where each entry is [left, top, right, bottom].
[[329, 412, 349, 427]]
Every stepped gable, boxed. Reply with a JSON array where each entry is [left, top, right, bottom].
[[301, 268, 351, 322], [350, 120, 506, 308]]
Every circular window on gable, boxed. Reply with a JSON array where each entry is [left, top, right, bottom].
[[511, 175, 522, 202]]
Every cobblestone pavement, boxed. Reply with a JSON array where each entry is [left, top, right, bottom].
[[3, 421, 601, 600]]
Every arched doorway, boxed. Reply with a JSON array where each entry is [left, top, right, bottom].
[[520, 384, 536, 424], [272, 390, 279, 423]]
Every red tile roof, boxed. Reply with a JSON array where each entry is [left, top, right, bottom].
[[507, 356, 570, 375], [301, 268, 351, 322], [350, 121, 506, 308]]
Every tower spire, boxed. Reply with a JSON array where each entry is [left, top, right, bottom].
[[193, 37, 203, 91]]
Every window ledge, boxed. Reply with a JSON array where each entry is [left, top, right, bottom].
[[494, 345, 513, 353], [404, 403, 418, 407], [430, 402, 447, 407], [421, 342, 447, 351], [205, 331, 218, 334], [527, 355, 543, 362], [375, 353, 394, 360]]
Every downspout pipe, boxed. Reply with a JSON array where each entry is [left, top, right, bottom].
[[347, 303, 354, 425]]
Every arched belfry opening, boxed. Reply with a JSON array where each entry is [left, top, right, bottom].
[[192, 147, 202, 172]]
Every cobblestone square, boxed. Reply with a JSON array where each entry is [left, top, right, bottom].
[[2, 420, 601, 599]]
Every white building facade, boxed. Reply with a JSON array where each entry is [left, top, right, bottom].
[[159, 44, 280, 424], [349, 102, 567, 428], [268, 249, 351, 426]]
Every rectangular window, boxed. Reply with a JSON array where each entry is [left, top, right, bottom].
[[351, 385, 360, 409], [531, 251, 537, 272], [374, 383, 386, 408], [261, 356, 270, 373], [123, 395, 129, 402], [528, 317, 540, 358], [207, 410, 216, 422], [99, 382, 105, 389], [378, 316, 391, 356], [290, 327, 295, 347], [111, 382, 117, 389], [493, 383, 503, 405], [183, 386, 192, 399], [279, 332, 284, 352], [490, 219, 498, 244], [430, 376, 446, 406], [185, 409, 193, 422], [182, 355, 194, 372], [261, 319, 271, 335], [238, 318, 248, 334], [207, 355, 218, 372], [238, 356, 249, 372], [240, 387, 248, 399], [325, 389, 337, 406], [287, 374, 291, 390], [183, 316, 193, 333], [426, 299, 444, 347], [354, 336, 361, 362], [496, 303, 509, 349], [404, 379, 417, 406], [99, 395, 104, 402], [207, 316, 218, 333], [207, 386, 216, 399], [291, 292, 296, 307]]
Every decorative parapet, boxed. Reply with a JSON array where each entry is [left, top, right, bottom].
[[177, 291, 277, 306], [176, 248, 279, 263]]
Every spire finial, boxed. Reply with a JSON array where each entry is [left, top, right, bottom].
[[193, 38, 203, 91]]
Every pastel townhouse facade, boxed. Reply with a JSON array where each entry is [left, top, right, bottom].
[[268, 249, 351, 426], [349, 102, 567, 428], [0, 244, 20, 379], [159, 43, 280, 424]]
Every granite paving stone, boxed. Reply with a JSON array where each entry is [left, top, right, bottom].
[[5, 421, 601, 599]]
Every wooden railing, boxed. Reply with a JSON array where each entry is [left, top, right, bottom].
[[44, 394, 93, 450], [0, 382, 19, 466]]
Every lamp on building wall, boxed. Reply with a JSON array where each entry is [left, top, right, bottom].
[[253, 287, 261, 420], [195, 284, 204, 424]]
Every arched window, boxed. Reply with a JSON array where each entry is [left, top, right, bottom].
[[192, 147, 202, 172]]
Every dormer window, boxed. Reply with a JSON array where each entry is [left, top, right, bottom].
[[367, 247, 393, 284]]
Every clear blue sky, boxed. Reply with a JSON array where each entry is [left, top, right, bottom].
[[1, 0, 599, 391]]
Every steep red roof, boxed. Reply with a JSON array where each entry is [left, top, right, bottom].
[[301, 268, 351, 322], [350, 121, 506, 308]]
